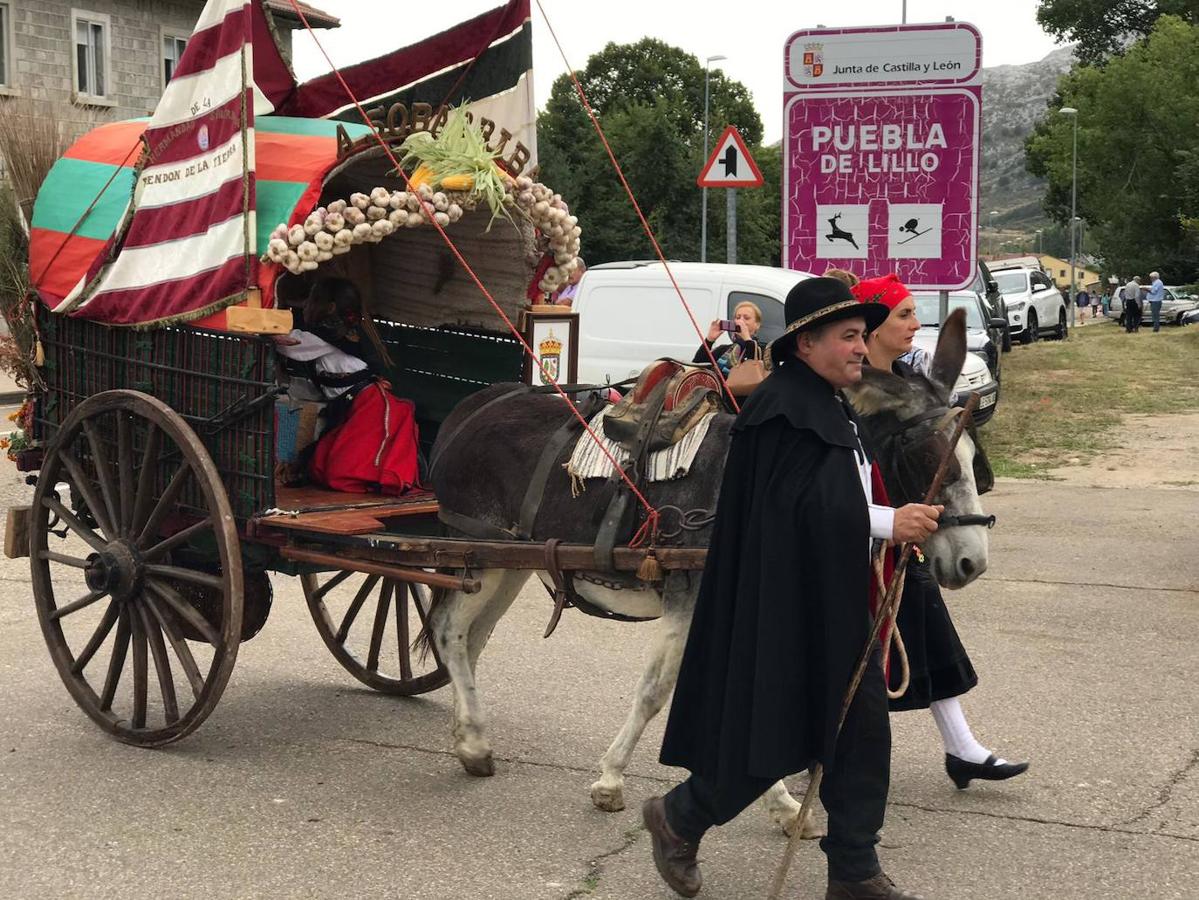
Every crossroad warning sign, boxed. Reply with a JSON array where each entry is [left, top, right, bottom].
[[697, 125, 764, 188]]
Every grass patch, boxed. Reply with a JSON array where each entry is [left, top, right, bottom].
[[978, 322, 1199, 477]]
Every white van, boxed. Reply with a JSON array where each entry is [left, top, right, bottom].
[[572, 261, 813, 384]]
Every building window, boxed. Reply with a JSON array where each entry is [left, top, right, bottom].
[[1059, 269, 1066, 278], [0, 4, 10, 87], [163, 32, 188, 86], [72, 10, 111, 101]]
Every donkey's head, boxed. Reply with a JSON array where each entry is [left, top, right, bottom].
[[846, 309, 993, 589]]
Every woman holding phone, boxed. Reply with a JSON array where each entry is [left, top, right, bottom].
[[692, 300, 765, 376]]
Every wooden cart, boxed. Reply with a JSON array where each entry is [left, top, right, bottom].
[[17, 111, 688, 747]]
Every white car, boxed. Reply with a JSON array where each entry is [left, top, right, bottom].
[[909, 334, 1000, 425], [990, 266, 1068, 343]]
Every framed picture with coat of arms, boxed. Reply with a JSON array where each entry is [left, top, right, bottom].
[[522, 307, 578, 386]]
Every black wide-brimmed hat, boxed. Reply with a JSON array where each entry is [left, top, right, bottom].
[[765, 276, 889, 369]]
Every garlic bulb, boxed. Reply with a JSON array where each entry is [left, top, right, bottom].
[[350, 192, 371, 210], [314, 231, 334, 251], [288, 225, 306, 246]]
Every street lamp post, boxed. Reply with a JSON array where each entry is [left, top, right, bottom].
[[700, 54, 726, 263], [1060, 106, 1079, 330], [988, 210, 998, 256]]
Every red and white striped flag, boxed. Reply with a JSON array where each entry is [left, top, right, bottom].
[[57, 0, 294, 326]]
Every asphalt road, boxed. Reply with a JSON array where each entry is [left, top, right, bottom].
[[0, 471, 1196, 899]]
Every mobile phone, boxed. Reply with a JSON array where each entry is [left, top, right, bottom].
[[718, 319, 738, 333]]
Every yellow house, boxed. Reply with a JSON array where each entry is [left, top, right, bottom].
[[1037, 255, 1101, 292]]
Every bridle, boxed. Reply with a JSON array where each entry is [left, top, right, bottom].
[[868, 404, 996, 530]]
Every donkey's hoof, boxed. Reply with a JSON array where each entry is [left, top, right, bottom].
[[590, 780, 626, 812], [783, 812, 825, 840], [459, 752, 495, 777]]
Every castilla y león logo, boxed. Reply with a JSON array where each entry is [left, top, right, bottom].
[[803, 43, 824, 78]]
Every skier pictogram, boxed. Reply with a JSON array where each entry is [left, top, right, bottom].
[[897, 217, 932, 245]]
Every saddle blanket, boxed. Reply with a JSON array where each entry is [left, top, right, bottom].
[[566, 406, 716, 486]]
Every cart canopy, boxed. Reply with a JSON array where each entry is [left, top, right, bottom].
[[29, 0, 534, 328]]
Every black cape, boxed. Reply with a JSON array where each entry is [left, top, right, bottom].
[[659, 360, 875, 781]]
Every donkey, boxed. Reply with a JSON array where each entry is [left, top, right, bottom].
[[422, 311, 991, 834]]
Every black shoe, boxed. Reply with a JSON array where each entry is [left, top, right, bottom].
[[827, 871, 925, 899], [945, 752, 1029, 789]]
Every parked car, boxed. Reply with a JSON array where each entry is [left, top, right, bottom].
[[989, 265, 1069, 342], [911, 291, 1003, 384], [908, 331, 1000, 425], [1182, 306, 1199, 326], [1108, 285, 1196, 326], [573, 262, 812, 384], [973, 260, 1011, 351]]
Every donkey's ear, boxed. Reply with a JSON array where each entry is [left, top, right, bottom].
[[845, 366, 909, 415], [929, 308, 967, 396]]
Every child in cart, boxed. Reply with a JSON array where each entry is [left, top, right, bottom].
[[274, 278, 420, 495]]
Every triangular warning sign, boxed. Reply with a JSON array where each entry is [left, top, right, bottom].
[[697, 125, 764, 188]]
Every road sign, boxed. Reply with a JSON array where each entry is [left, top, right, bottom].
[[782, 23, 982, 290], [698, 125, 764, 188]]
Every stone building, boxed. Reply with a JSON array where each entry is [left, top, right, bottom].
[[0, 0, 337, 140]]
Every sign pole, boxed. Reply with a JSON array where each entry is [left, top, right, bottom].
[[727, 188, 737, 265], [939, 289, 949, 326]]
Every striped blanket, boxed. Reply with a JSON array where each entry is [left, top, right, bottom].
[[566, 407, 716, 488]]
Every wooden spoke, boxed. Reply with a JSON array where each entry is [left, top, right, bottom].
[[134, 463, 192, 548], [394, 582, 412, 681], [99, 609, 132, 712], [117, 411, 133, 534], [71, 600, 120, 674], [57, 449, 115, 539], [50, 589, 108, 622], [366, 581, 393, 673], [144, 565, 223, 592], [301, 570, 449, 697], [130, 424, 162, 536], [313, 569, 354, 603], [144, 592, 204, 700], [137, 602, 178, 725], [42, 495, 109, 554], [141, 520, 213, 562], [335, 574, 380, 643], [146, 579, 221, 647], [38, 550, 89, 568], [131, 605, 148, 729], [81, 420, 121, 538]]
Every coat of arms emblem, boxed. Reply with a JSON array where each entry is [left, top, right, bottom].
[[537, 329, 563, 384], [803, 43, 824, 78]]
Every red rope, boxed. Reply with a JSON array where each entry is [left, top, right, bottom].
[[534, 0, 741, 414], [285, 0, 659, 529]]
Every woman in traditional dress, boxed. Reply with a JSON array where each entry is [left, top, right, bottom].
[[851, 273, 1029, 789]]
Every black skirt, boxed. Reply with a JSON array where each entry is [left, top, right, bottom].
[[887, 556, 978, 711]]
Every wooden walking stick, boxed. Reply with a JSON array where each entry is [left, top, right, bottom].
[[767, 393, 979, 899]]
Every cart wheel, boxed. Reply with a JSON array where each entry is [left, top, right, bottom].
[[31, 390, 243, 746], [302, 571, 450, 695]]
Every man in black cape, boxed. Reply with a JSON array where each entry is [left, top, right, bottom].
[[643, 278, 942, 900]]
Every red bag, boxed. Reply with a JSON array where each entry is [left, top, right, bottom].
[[309, 382, 420, 495]]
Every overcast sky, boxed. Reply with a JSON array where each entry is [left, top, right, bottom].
[[291, 1, 1065, 144]]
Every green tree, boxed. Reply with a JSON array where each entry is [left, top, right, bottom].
[[1025, 15, 1199, 280], [1037, 0, 1199, 57], [536, 39, 772, 265]]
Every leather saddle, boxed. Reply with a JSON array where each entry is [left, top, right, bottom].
[[602, 360, 721, 454]]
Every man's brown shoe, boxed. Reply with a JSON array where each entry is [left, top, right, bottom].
[[641, 796, 702, 897], [826, 871, 925, 899]]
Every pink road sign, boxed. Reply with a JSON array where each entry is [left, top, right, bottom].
[[783, 24, 982, 291]]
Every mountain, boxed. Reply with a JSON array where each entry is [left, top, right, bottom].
[[979, 45, 1076, 231]]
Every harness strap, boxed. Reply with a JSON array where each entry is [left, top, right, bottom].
[[516, 400, 597, 539], [939, 513, 996, 529], [437, 508, 520, 541], [542, 538, 576, 638]]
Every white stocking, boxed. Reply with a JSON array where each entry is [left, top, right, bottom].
[[930, 697, 1005, 765]]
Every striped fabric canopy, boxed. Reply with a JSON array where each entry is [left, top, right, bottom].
[[30, 116, 371, 322], [29, 0, 534, 328]]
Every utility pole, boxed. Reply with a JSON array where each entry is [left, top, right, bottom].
[[726, 188, 737, 264], [700, 54, 726, 263]]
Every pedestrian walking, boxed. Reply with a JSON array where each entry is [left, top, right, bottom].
[[644, 277, 939, 900], [1090, 289, 1100, 319], [1076, 287, 1090, 321], [1122, 277, 1142, 333], [1145, 271, 1166, 332]]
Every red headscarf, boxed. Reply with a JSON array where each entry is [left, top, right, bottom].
[[851, 273, 912, 311]]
